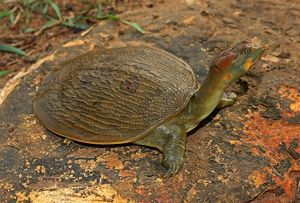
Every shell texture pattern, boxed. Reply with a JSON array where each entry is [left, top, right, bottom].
[[33, 46, 199, 144]]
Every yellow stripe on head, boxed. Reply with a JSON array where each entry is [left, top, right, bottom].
[[245, 59, 253, 71]]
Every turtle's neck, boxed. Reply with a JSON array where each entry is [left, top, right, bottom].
[[190, 71, 227, 124]]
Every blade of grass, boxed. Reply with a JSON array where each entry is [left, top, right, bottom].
[[11, 11, 21, 26], [35, 18, 60, 35], [48, 0, 62, 20], [42, 4, 49, 14], [0, 11, 11, 20], [104, 14, 119, 21], [23, 27, 36, 33], [121, 19, 144, 34], [74, 22, 89, 30], [31, 1, 42, 11], [0, 44, 27, 56], [100, 14, 144, 34], [8, 11, 15, 24], [96, 2, 103, 19], [0, 70, 13, 78], [63, 18, 89, 31], [24, 6, 32, 26]]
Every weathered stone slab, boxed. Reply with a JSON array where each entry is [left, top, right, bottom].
[[0, 1, 299, 202]]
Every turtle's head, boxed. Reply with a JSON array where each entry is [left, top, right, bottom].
[[210, 40, 265, 86]]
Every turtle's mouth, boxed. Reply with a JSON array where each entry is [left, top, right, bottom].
[[253, 46, 266, 64], [214, 65, 223, 72], [243, 46, 266, 72]]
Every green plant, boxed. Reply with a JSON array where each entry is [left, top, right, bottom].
[[0, 44, 27, 56], [0, 0, 144, 35]]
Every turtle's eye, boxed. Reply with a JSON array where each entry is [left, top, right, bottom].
[[245, 48, 251, 54]]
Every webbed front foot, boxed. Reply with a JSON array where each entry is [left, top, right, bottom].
[[162, 147, 185, 177], [217, 92, 237, 109], [134, 125, 187, 178], [161, 127, 186, 177]]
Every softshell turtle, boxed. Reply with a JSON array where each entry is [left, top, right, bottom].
[[33, 40, 265, 176]]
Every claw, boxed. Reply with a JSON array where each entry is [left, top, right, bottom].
[[63, 138, 72, 145], [224, 92, 237, 100], [159, 128, 186, 178], [162, 158, 182, 178]]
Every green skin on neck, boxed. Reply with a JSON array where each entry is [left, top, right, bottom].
[[134, 40, 265, 177], [181, 40, 265, 132]]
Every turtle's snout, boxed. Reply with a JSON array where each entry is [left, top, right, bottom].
[[252, 44, 267, 63], [242, 47, 264, 72], [260, 44, 269, 57], [262, 44, 269, 51]]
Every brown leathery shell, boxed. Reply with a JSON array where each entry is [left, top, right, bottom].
[[33, 46, 200, 144]]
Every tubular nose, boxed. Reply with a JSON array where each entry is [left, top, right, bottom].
[[262, 44, 269, 51]]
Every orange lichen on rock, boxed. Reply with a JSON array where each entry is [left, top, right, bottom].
[[28, 184, 133, 203], [281, 171, 300, 198], [119, 169, 136, 178], [97, 153, 124, 171], [243, 111, 300, 200], [249, 167, 272, 189], [243, 112, 300, 158], [249, 167, 300, 202], [279, 85, 300, 112], [251, 146, 262, 157], [229, 140, 242, 145], [243, 86, 300, 200]]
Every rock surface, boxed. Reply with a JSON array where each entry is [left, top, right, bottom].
[[0, 0, 299, 202]]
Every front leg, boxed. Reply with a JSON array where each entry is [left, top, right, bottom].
[[217, 92, 237, 109], [134, 125, 187, 177], [161, 126, 186, 177]]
